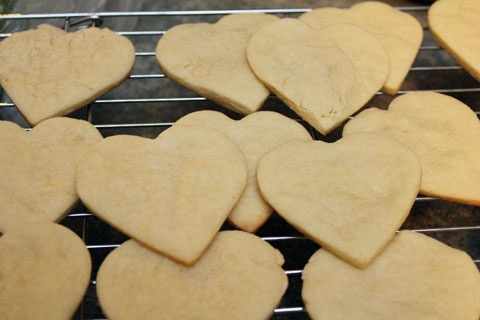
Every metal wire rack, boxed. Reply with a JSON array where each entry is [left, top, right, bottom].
[[1, 3, 479, 320]]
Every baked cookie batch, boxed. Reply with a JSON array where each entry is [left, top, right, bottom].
[[0, 0, 479, 319]]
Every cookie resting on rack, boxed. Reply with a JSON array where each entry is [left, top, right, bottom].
[[300, 1, 423, 94], [302, 230, 480, 320], [76, 125, 247, 266], [247, 18, 389, 135], [96, 230, 288, 320], [0, 222, 91, 320], [0, 24, 135, 125], [0, 117, 103, 233], [343, 91, 480, 206], [428, 0, 480, 81], [257, 132, 421, 268], [174, 110, 312, 232], [155, 13, 278, 115]]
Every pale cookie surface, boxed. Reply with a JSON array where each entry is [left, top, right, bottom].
[[97, 230, 288, 320], [0, 24, 135, 125], [257, 132, 421, 268], [174, 110, 311, 232], [0, 222, 91, 320], [0, 117, 102, 233], [77, 125, 247, 265], [428, 0, 480, 81], [343, 91, 480, 205], [302, 230, 480, 320], [247, 19, 389, 135], [300, 1, 423, 94], [155, 13, 278, 114]]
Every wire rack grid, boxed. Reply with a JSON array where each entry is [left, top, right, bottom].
[[0, 4, 479, 320]]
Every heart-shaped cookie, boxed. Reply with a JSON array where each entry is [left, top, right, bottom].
[[155, 13, 278, 114], [300, 1, 423, 94], [0, 222, 91, 320], [428, 0, 480, 81], [76, 125, 247, 265], [96, 230, 288, 320], [257, 132, 421, 268], [247, 18, 389, 135], [174, 110, 312, 232], [0, 24, 135, 125], [343, 91, 480, 206], [302, 230, 480, 320], [0, 117, 103, 233]]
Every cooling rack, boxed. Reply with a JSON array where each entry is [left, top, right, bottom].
[[0, 3, 479, 320]]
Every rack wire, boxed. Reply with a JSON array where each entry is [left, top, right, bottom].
[[1, 4, 479, 320]]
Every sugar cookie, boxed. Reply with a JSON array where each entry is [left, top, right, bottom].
[[156, 13, 278, 114], [247, 19, 389, 135], [97, 230, 288, 320], [0, 117, 102, 233], [257, 132, 421, 268], [302, 230, 480, 320], [0, 222, 91, 320], [0, 24, 135, 125], [300, 2, 422, 94], [428, 0, 480, 81], [344, 91, 480, 205], [77, 125, 247, 265]]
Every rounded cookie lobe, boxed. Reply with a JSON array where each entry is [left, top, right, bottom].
[[96, 230, 288, 320]]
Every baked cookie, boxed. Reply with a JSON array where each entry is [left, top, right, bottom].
[[300, 1, 423, 94], [96, 230, 288, 320], [257, 132, 421, 268], [0, 117, 102, 233], [302, 230, 480, 320], [0, 222, 91, 320], [0, 24, 135, 125], [174, 110, 311, 232], [343, 91, 480, 205], [156, 13, 278, 114], [428, 0, 480, 81], [247, 18, 389, 135], [76, 125, 247, 265]]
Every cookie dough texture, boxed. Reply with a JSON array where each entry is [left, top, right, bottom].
[[247, 18, 389, 135], [343, 91, 480, 205], [174, 110, 311, 232], [428, 0, 480, 81], [0, 117, 103, 233], [257, 132, 421, 268], [156, 13, 278, 114], [302, 230, 480, 320], [0, 222, 91, 320], [300, 1, 423, 94], [0, 24, 135, 125], [77, 125, 247, 266], [96, 230, 288, 320]]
